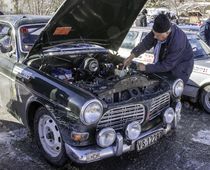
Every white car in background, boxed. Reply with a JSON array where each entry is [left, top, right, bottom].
[[118, 27, 210, 113]]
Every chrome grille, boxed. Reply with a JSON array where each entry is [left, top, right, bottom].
[[97, 104, 145, 131], [149, 93, 170, 120]]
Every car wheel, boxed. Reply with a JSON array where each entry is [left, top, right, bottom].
[[200, 85, 210, 114], [34, 107, 67, 166]]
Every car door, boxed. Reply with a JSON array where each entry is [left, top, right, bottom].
[[186, 34, 210, 86], [0, 23, 17, 113]]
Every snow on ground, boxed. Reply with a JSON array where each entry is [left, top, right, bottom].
[[0, 128, 27, 143], [192, 130, 210, 146], [0, 128, 33, 161]]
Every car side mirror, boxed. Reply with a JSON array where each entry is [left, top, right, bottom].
[[0, 43, 12, 53], [192, 46, 198, 52]]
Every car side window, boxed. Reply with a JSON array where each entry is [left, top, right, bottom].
[[0, 23, 13, 54]]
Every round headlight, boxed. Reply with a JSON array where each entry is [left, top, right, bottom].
[[125, 121, 141, 140], [172, 79, 184, 97], [80, 100, 103, 125], [97, 128, 116, 148], [164, 107, 175, 124]]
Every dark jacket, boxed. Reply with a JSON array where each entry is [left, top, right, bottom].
[[199, 19, 210, 46], [131, 24, 194, 84]]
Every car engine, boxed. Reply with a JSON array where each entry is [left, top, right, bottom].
[[29, 52, 170, 104]]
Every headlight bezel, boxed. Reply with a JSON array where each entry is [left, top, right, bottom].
[[172, 79, 184, 97], [80, 99, 103, 125], [125, 121, 141, 140], [163, 107, 175, 124], [96, 128, 116, 148]]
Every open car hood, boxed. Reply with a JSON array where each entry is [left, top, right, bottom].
[[28, 0, 147, 57]]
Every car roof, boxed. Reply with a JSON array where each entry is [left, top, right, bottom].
[[130, 26, 152, 31], [178, 25, 200, 31], [0, 15, 51, 28]]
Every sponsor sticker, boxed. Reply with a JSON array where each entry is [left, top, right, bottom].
[[193, 65, 210, 75], [53, 27, 72, 36]]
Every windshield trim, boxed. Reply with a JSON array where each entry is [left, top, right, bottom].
[[18, 23, 46, 54], [26, 39, 110, 57], [43, 47, 108, 57], [41, 39, 109, 50]]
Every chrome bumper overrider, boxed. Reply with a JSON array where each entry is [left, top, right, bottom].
[[65, 123, 173, 163]]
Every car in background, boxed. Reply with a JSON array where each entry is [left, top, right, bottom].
[[118, 26, 210, 113], [178, 24, 200, 32], [0, 0, 183, 166]]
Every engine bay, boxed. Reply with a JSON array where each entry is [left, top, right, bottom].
[[28, 51, 169, 104]]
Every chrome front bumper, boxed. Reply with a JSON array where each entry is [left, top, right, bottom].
[[65, 123, 172, 164]]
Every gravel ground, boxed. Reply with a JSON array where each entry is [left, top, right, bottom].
[[0, 103, 210, 170]]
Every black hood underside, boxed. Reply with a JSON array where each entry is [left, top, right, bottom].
[[28, 0, 147, 56]]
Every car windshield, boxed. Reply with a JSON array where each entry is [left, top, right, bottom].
[[19, 24, 105, 54], [120, 31, 139, 49], [187, 34, 210, 59], [121, 30, 154, 53], [19, 24, 45, 52]]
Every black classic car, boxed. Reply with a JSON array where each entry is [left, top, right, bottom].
[[0, 0, 183, 166]]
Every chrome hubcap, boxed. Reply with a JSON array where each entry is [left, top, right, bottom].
[[205, 92, 210, 109], [38, 115, 62, 157]]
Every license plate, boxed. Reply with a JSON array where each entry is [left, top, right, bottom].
[[136, 131, 163, 151]]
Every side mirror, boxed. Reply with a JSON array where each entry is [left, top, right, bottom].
[[0, 35, 12, 53], [0, 43, 12, 53], [192, 46, 197, 52]]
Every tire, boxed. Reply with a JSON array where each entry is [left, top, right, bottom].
[[200, 85, 210, 114], [34, 107, 67, 166]]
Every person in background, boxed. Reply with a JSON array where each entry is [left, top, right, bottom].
[[166, 12, 179, 25], [0, 11, 4, 15], [124, 14, 194, 85], [136, 9, 147, 27], [199, 17, 210, 46]]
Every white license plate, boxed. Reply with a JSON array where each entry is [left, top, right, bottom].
[[136, 131, 163, 151]]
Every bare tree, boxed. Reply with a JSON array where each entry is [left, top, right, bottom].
[[21, 0, 63, 15], [0, 0, 8, 13], [13, 0, 20, 14], [145, 0, 186, 14], [146, 0, 182, 8]]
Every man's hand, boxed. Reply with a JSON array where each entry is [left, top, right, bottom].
[[123, 53, 135, 67], [138, 63, 146, 71]]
